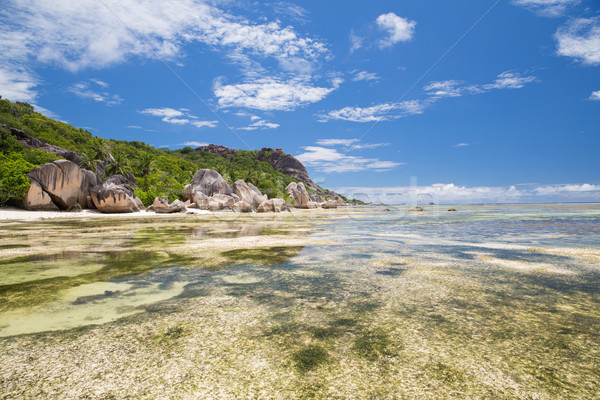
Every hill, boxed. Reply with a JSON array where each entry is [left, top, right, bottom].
[[0, 98, 349, 206]]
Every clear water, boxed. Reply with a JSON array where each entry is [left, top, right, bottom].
[[1, 204, 599, 399]]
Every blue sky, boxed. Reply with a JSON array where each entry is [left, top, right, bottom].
[[1, 0, 599, 203]]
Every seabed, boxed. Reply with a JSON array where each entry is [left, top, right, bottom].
[[0, 204, 599, 399]]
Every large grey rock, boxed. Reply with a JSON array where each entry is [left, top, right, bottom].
[[20, 180, 59, 211], [90, 175, 144, 213], [310, 194, 325, 203], [321, 200, 338, 209], [26, 160, 99, 210], [152, 197, 187, 213], [185, 169, 232, 197], [256, 198, 286, 213], [208, 194, 235, 210], [232, 201, 252, 213], [233, 179, 266, 208], [286, 182, 318, 209]]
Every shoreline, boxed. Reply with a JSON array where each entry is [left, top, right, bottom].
[[0, 206, 215, 221]]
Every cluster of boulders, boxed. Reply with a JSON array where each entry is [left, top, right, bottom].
[[18, 161, 347, 214], [20, 160, 144, 213], [285, 182, 346, 209]]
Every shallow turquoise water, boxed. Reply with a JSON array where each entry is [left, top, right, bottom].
[[1, 204, 600, 398]]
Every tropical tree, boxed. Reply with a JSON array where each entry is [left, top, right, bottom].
[[89, 138, 110, 162], [105, 146, 130, 177], [135, 152, 155, 177], [79, 149, 100, 173]]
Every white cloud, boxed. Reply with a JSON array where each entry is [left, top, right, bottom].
[[238, 119, 280, 131], [589, 90, 600, 101], [555, 18, 600, 65], [0, 66, 38, 102], [2, 0, 329, 72], [68, 80, 123, 105], [272, 2, 308, 23], [182, 141, 208, 147], [321, 71, 536, 122], [352, 71, 380, 82], [315, 139, 359, 147], [513, 0, 580, 17], [315, 138, 389, 150], [483, 71, 536, 90], [453, 143, 469, 147], [214, 77, 342, 111], [0, 0, 331, 101], [337, 182, 600, 204], [534, 183, 600, 195], [295, 146, 402, 173], [423, 80, 465, 98], [318, 100, 427, 122], [375, 13, 416, 48], [140, 107, 217, 128], [349, 31, 364, 53], [90, 78, 109, 88]]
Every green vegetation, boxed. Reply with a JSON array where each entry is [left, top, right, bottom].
[[0, 99, 304, 206], [292, 344, 329, 372]]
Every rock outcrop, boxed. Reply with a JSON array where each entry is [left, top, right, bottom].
[[182, 169, 285, 212], [9, 127, 82, 165], [232, 201, 252, 213], [20, 180, 59, 211], [207, 194, 236, 211], [90, 175, 145, 213], [256, 147, 317, 190], [152, 197, 187, 213], [233, 179, 266, 207], [185, 169, 232, 198], [286, 182, 318, 209], [256, 198, 286, 213], [25, 160, 99, 210]]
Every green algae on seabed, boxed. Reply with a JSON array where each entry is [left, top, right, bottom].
[[0, 205, 600, 399]]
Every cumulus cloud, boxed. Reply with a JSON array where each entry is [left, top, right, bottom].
[[181, 141, 208, 147], [0, 0, 331, 102], [68, 80, 123, 105], [337, 182, 600, 204], [589, 90, 600, 101], [139, 107, 217, 128], [214, 77, 342, 111], [352, 71, 380, 82], [321, 71, 536, 122], [375, 13, 416, 48], [534, 183, 600, 195], [295, 146, 402, 173], [513, 0, 580, 17], [555, 18, 600, 65]]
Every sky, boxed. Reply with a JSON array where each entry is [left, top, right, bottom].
[[1, 0, 599, 204]]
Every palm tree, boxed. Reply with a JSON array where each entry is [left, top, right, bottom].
[[136, 153, 155, 177], [89, 138, 110, 162], [105, 147, 130, 176], [79, 150, 100, 173]]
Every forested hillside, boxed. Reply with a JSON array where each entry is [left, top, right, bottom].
[[0, 99, 309, 206]]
